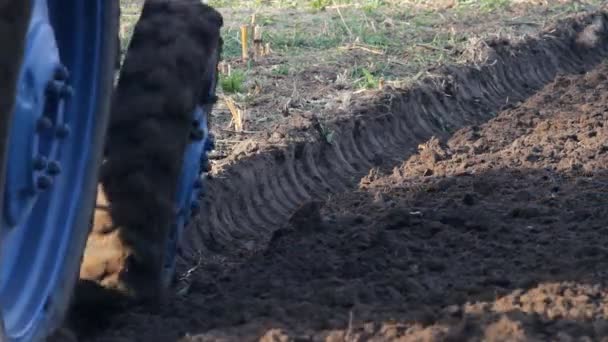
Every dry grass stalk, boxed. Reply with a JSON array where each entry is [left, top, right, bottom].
[[332, 0, 353, 38], [218, 61, 231, 76], [264, 42, 271, 56], [378, 77, 385, 90], [338, 43, 384, 55], [222, 95, 244, 132], [253, 25, 263, 58]]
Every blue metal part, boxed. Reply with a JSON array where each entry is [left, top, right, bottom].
[[162, 64, 218, 285], [163, 106, 212, 285], [0, 0, 108, 340], [163, 105, 212, 285]]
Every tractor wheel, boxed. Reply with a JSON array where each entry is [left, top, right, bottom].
[[79, 0, 222, 303], [0, 0, 118, 341]]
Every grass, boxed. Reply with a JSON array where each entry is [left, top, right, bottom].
[[457, 0, 512, 12], [220, 69, 247, 93], [213, 0, 601, 65], [271, 65, 291, 76], [351, 66, 381, 89]]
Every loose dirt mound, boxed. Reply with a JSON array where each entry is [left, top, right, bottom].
[[81, 11, 608, 342]]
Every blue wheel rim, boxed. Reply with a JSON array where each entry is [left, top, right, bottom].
[[0, 0, 108, 340], [163, 85, 217, 286]]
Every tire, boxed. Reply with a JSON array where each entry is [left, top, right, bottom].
[[0, 1, 118, 341], [79, 0, 223, 303]]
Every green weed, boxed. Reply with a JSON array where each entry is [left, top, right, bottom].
[[272, 65, 290, 75], [457, 0, 511, 12], [352, 67, 380, 89], [220, 69, 246, 93], [310, 0, 331, 10], [362, 0, 384, 13]]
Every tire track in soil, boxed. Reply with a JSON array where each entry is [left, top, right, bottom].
[[183, 11, 608, 257], [83, 11, 608, 342]]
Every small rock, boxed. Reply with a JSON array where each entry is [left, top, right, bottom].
[[526, 154, 540, 162]]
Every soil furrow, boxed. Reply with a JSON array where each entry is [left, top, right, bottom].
[[188, 12, 608, 255], [282, 150, 312, 203], [299, 144, 332, 196]]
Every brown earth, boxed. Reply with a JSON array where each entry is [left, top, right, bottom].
[[75, 11, 608, 342]]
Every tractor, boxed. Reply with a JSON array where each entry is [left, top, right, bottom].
[[0, 1, 222, 340]]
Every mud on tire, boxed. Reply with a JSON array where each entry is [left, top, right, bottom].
[[79, 0, 223, 303]]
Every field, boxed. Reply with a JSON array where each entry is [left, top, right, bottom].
[[72, 0, 608, 341], [118, 0, 605, 158]]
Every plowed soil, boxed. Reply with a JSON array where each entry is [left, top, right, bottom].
[[78, 11, 608, 342]]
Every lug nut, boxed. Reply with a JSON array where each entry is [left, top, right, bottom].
[[60, 85, 74, 99], [36, 116, 53, 131], [205, 135, 215, 151], [32, 156, 47, 170], [54, 65, 69, 81], [45, 80, 63, 96], [190, 201, 200, 215], [190, 128, 204, 141], [47, 161, 61, 175], [55, 124, 70, 138], [200, 160, 211, 173], [36, 176, 53, 190]]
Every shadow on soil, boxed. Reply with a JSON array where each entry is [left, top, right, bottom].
[[170, 167, 608, 341], [72, 166, 608, 341]]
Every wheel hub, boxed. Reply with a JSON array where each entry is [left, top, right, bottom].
[[0, 0, 112, 339], [3, 1, 72, 229]]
